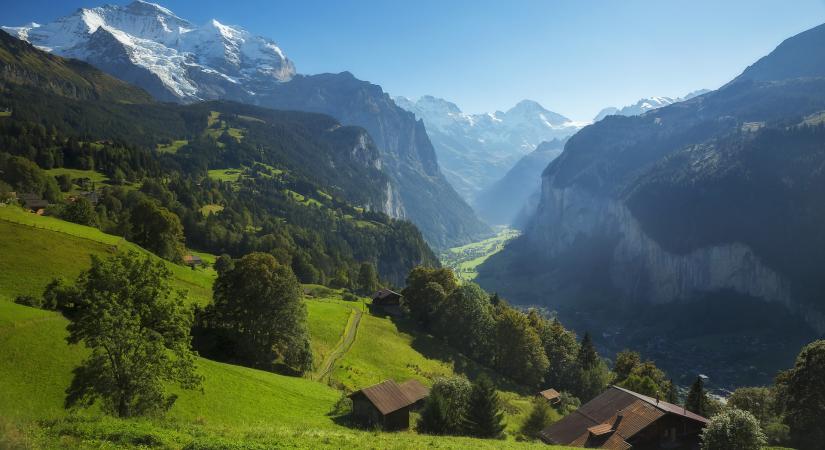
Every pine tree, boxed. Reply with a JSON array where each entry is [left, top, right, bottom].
[[521, 398, 553, 440], [417, 390, 450, 435], [463, 375, 505, 438], [686, 376, 708, 416], [577, 332, 598, 370]]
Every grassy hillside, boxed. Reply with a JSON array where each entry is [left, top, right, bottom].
[[440, 228, 520, 281], [0, 209, 562, 448], [0, 205, 215, 305]]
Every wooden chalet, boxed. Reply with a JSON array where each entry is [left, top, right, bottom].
[[370, 288, 403, 316], [540, 386, 708, 450], [183, 254, 204, 267], [537, 388, 561, 404], [19, 192, 49, 214], [348, 379, 430, 430]]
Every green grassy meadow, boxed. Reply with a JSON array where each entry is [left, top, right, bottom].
[[0, 208, 563, 448], [440, 228, 520, 281], [156, 139, 189, 154]]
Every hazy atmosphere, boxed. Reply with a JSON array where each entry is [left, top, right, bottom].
[[1, 1, 825, 449]]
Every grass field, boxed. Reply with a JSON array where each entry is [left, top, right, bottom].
[[440, 228, 520, 281], [0, 205, 215, 305], [45, 168, 109, 184], [0, 209, 562, 448], [207, 168, 243, 183], [156, 140, 189, 154], [199, 204, 224, 216]]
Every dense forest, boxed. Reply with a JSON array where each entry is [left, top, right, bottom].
[[0, 31, 437, 286]]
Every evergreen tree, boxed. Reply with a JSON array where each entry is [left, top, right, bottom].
[[686, 376, 709, 416], [356, 262, 380, 295], [417, 390, 451, 435], [463, 375, 505, 439], [577, 332, 598, 370], [521, 398, 554, 440]]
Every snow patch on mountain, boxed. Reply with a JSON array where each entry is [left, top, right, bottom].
[[2, 0, 295, 102], [593, 89, 711, 122], [394, 95, 584, 202]]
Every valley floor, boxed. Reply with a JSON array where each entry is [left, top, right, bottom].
[[440, 227, 520, 281]]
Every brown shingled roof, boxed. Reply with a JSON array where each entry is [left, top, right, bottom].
[[538, 388, 560, 401], [588, 423, 613, 435], [349, 380, 413, 415], [399, 379, 429, 403], [540, 385, 708, 446]]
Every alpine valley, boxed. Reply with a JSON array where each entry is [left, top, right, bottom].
[[2, 2, 825, 449]]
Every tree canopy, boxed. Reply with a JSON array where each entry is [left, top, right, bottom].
[[63, 252, 201, 417]]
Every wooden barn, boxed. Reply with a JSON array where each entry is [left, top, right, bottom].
[[540, 386, 708, 449], [537, 388, 561, 405], [349, 379, 429, 430], [370, 289, 403, 316], [183, 255, 204, 267]]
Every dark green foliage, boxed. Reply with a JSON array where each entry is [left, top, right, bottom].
[[213, 254, 234, 275], [0, 153, 61, 202], [428, 376, 472, 434], [613, 350, 641, 384], [55, 174, 72, 192], [665, 379, 678, 404], [615, 358, 669, 398], [539, 318, 581, 394], [727, 387, 776, 426], [556, 391, 581, 415], [686, 376, 709, 417], [775, 339, 825, 449], [126, 199, 184, 262], [417, 390, 451, 435], [60, 197, 97, 227], [402, 267, 458, 327], [520, 398, 554, 441], [433, 283, 495, 362], [576, 332, 598, 370], [356, 262, 380, 295], [13, 295, 40, 308], [700, 408, 766, 450], [203, 253, 312, 374], [494, 307, 548, 387], [462, 375, 505, 439], [63, 252, 201, 417]]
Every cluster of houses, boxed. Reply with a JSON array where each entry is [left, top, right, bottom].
[[349, 377, 707, 449]]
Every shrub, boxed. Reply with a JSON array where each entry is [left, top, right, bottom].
[[701, 408, 766, 450], [14, 294, 42, 308]]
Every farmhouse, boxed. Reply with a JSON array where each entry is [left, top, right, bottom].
[[370, 288, 403, 316], [540, 386, 708, 449], [18, 192, 49, 214], [348, 379, 429, 430], [537, 388, 561, 405], [183, 254, 203, 267]]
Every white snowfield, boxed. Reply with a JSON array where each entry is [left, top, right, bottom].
[[2, 0, 295, 101]]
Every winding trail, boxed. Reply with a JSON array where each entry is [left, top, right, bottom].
[[314, 308, 363, 382]]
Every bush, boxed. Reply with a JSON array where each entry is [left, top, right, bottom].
[[13, 295, 41, 308], [341, 292, 359, 302], [701, 408, 766, 450], [520, 399, 554, 440]]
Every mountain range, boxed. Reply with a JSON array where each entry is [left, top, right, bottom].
[[394, 95, 584, 204], [477, 22, 825, 387], [592, 90, 711, 122], [3, 1, 490, 249]]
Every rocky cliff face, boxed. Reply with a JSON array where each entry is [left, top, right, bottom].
[[529, 183, 804, 318]]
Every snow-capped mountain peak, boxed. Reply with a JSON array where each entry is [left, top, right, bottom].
[[593, 89, 711, 122], [2, 0, 295, 102]]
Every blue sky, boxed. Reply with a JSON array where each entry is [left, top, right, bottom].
[[5, 0, 825, 120]]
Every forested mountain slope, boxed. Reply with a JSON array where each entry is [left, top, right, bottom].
[[3, 4, 491, 249], [477, 22, 825, 387], [0, 31, 437, 285]]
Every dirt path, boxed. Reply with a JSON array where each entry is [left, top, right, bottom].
[[314, 308, 363, 382]]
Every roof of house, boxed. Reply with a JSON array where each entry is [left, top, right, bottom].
[[540, 385, 708, 447], [399, 379, 429, 403], [538, 388, 561, 401], [349, 380, 415, 415], [183, 255, 203, 263], [372, 289, 401, 301]]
